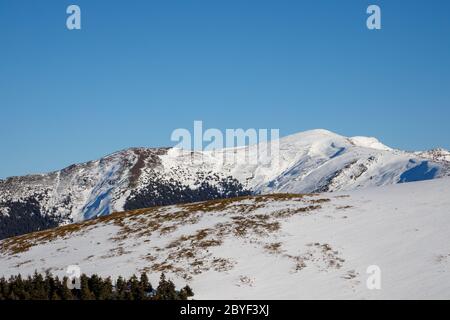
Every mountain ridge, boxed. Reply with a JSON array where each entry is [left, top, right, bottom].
[[1, 129, 449, 239]]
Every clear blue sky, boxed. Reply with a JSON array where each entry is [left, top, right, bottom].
[[1, 0, 449, 178]]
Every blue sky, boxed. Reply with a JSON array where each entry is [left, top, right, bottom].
[[1, 0, 449, 178]]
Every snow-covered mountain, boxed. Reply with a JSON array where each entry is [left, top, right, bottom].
[[1, 129, 449, 239], [2, 177, 450, 299]]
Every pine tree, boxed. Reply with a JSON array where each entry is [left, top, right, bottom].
[[115, 276, 126, 300], [179, 285, 194, 300], [59, 277, 75, 300], [45, 271, 58, 300], [88, 274, 103, 299], [51, 291, 61, 300], [138, 273, 152, 299], [11, 274, 30, 300], [155, 273, 178, 300], [104, 277, 114, 300], [128, 275, 144, 300], [30, 272, 47, 300], [80, 275, 95, 300], [0, 277, 6, 299]]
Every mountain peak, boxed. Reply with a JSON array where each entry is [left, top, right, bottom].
[[348, 136, 392, 151]]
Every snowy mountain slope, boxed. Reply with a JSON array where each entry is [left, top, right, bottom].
[[416, 148, 450, 163], [1, 129, 449, 239], [1, 177, 450, 299]]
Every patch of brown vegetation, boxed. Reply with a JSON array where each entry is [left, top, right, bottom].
[[178, 193, 308, 214], [212, 258, 235, 272], [159, 225, 177, 235], [264, 242, 283, 254], [309, 198, 330, 204], [179, 196, 253, 213], [342, 270, 358, 280], [151, 261, 185, 274], [231, 216, 280, 237], [129, 149, 166, 187], [272, 205, 322, 218], [167, 229, 222, 250], [237, 275, 254, 287], [100, 247, 131, 259], [287, 243, 345, 272], [254, 193, 306, 202], [336, 205, 353, 210]]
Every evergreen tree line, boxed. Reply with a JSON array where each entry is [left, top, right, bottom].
[[0, 272, 193, 300], [124, 176, 251, 211], [0, 198, 62, 240]]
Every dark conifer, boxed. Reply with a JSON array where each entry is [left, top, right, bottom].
[[79, 275, 95, 300], [155, 273, 178, 300], [0, 271, 193, 300]]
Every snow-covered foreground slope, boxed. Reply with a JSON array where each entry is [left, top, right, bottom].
[[1, 129, 449, 240], [1, 177, 450, 299]]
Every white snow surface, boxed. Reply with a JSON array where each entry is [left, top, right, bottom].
[[416, 148, 450, 163], [348, 136, 392, 151], [1, 177, 450, 299]]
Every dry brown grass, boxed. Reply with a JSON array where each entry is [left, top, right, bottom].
[[272, 205, 322, 218], [100, 247, 131, 259], [264, 242, 283, 254], [309, 198, 331, 204], [167, 228, 223, 250], [159, 225, 177, 235], [212, 258, 235, 272], [336, 205, 353, 210], [151, 261, 185, 274]]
